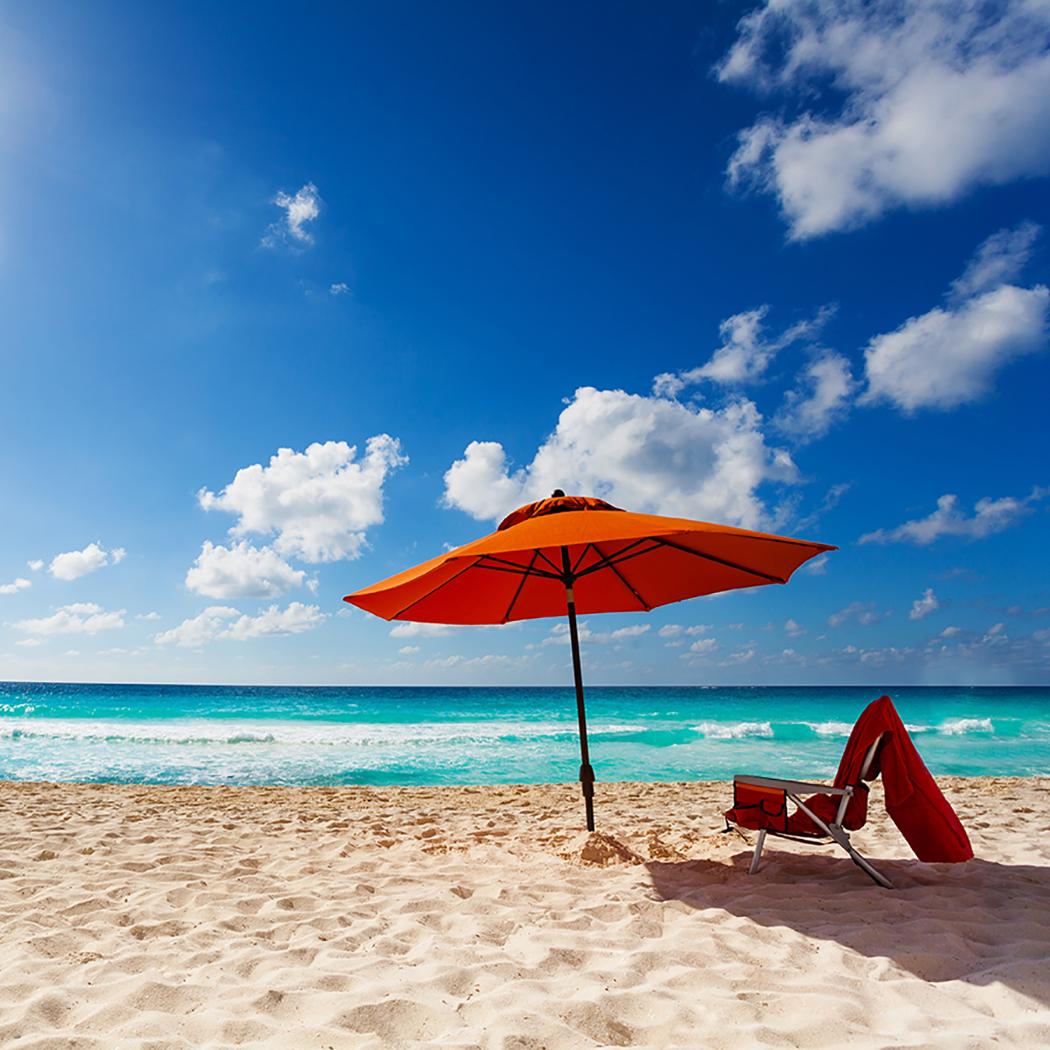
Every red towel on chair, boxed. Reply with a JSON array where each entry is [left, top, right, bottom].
[[825, 695, 973, 862], [726, 696, 973, 863]]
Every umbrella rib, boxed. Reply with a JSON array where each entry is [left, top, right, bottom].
[[569, 538, 649, 576], [572, 538, 663, 577], [532, 548, 566, 577], [569, 535, 791, 584], [387, 558, 482, 620], [500, 549, 540, 623], [473, 554, 563, 580], [574, 542, 652, 611], [647, 536, 789, 583]]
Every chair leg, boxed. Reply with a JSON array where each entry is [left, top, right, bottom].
[[748, 829, 767, 875], [794, 797, 895, 890], [844, 845, 894, 889], [823, 824, 894, 889]]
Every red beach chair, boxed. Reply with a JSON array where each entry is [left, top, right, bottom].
[[725, 695, 973, 889]]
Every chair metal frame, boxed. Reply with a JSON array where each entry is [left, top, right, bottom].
[[733, 733, 893, 889]]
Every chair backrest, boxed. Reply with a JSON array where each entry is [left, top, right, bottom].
[[832, 731, 886, 828], [859, 732, 885, 781]]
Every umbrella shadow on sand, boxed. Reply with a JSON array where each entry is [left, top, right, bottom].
[[641, 848, 1050, 1008]]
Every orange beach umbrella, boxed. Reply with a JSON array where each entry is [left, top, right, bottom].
[[344, 492, 835, 830]]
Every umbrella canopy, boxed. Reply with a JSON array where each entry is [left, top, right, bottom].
[[345, 493, 836, 829]]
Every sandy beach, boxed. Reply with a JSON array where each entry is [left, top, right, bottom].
[[1, 777, 1048, 1049]]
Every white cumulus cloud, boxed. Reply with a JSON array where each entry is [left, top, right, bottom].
[[48, 543, 126, 581], [862, 223, 1047, 412], [198, 437, 407, 563], [719, 0, 1050, 238], [860, 488, 1047, 546], [443, 385, 797, 528], [0, 577, 31, 595], [15, 603, 126, 638], [185, 541, 306, 599]]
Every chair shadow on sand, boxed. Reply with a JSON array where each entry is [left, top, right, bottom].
[[641, 848, 1050, 1008]]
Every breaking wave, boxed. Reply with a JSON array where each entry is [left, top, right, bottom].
[[940, 718, 995, 735], [692, 721, 774, 740]]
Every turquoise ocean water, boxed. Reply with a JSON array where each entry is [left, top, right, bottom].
[[0, 682, 1047, 786]]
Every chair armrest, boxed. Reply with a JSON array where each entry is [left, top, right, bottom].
[[734, 774, 849, 796]]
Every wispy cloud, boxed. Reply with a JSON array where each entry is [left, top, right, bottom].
[[420, 654, 531, 673], [774, 350, 855, 443], [655, 305, 831, 393], [222, 602, 327, 641], [657, 624, 712, 638], [262, 182, 321, 247], [909, 588, 942, 621], [542, 621, 651, 646], [154, 602, 325, 647], [827, 602, 882, 628], [860, 488, 1047, 545], [15, 603, 126, 638], [389, 623, 466, 638], [687, 637, 719, 654]]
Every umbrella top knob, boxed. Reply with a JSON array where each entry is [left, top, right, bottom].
[[498, 493, 624, 531]]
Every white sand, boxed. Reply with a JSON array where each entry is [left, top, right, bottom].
[[1, 777, 1048, 1049]]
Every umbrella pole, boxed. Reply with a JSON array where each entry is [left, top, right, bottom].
[[562, 551, 595, 832]]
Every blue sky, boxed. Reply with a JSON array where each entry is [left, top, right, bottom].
[[1, 0, 1048, 686]]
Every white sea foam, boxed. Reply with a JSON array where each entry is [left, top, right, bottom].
[[692, 721, 773, 740], [0, 715, 588, 785], [0, 717, 573, 749], [803, 721, 854, 737], [940, 717, 994, 735]]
